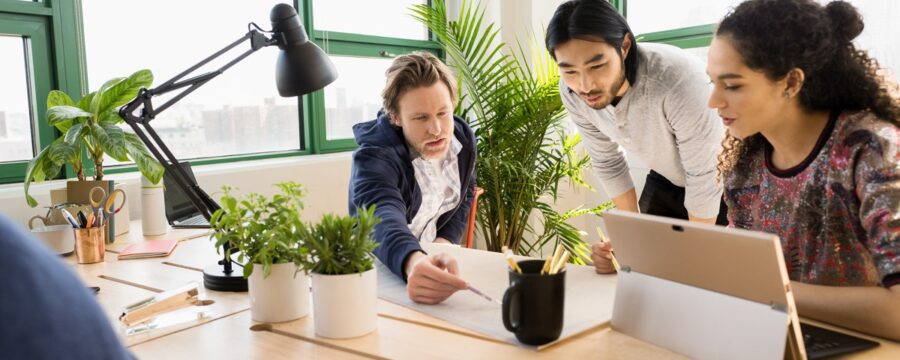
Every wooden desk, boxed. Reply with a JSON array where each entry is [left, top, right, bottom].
[[69, 221, 899, 359]]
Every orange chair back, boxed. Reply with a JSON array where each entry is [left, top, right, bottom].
[[465, 186, 485, 248]]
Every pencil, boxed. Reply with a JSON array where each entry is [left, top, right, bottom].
[[502, 246, 522, 273], [597, 228, 621, 272], [550, 250, 570, 274], [543, 244, 563, 275]]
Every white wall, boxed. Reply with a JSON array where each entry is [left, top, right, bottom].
[[0, 153, 353, 229]]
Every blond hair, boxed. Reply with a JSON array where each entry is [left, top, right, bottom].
[[382, 51, 458, 116]]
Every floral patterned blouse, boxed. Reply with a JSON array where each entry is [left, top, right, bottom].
[[724, 111, 900, 288]]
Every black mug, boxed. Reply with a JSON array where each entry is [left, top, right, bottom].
[[502, 259, 565, 345]]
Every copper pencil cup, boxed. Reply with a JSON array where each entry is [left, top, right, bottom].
[[74, 226, 106, 264]]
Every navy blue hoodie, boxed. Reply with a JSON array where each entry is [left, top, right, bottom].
[[349, 110, 477, 280]]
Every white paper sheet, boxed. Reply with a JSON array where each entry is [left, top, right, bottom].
[[376, 243, 617, 349]]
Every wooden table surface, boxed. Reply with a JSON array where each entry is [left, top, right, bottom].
[[66, 220, 899, 359]]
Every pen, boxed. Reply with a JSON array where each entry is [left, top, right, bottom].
[[61, 210, 80, 228], [77, 211, 88, 229], [467, 285, 501, 305]]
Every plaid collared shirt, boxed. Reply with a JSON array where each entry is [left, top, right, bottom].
[[408, 137, 463, 242]]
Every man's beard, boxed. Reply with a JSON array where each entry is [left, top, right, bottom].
[[582, 67, 627, 110]]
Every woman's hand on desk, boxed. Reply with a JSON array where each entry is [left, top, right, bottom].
[[591, 242, 617, 274], [405, 252, 468, 304]]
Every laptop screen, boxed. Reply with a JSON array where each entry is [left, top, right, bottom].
[[163, 162, 203, 223]]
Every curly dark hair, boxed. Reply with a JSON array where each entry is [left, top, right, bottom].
[[714, 0, 900, 179]]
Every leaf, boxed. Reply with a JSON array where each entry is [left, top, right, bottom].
[[47, 105, 91, 125], [411, 0, 597, 256], [23, 141, 59, 207], [90, 77, 124, 114], [98, 110, 124, 126], [93, 123, 129, 161], [47, 141, 78, 165], [64, 123, 85, 144], [76, 92, 96, 112], [123, 133, 164, 185], [96, 69, 153, 115], [47, 90, 74, 108]]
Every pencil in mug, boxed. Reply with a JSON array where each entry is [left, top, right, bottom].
[[597, 228, 621, 272], [550, 250, 569, 274], [542, 244, 564, 275], [502, 246, 523, 274]]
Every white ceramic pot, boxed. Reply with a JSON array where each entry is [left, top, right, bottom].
[[311, 267, 377, 338], [248, 262, 310, 323], [29, 224, 75, 256]]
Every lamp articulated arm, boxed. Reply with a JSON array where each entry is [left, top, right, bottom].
[[116, 3, 338, 292], [118, 29, 278, 281]]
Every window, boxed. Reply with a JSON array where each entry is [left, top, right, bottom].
[[83, 0, 302, 166], [846, 0, 900, 76], [80, 0, 440, 168], [323, 56, 393, 141], [0, 3, 68, 184], [627, 1, 742, 36], [0, 1, 441, 184], [0, 36, 33, 163], [312, 0, 428, 40], [305, 0, 439, 152], [630, 0, 900, 76]]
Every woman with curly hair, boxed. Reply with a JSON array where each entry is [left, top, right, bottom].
[[707, 0, 900, 339]]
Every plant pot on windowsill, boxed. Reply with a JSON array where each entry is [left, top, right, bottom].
[[302, 206, 381, 339], [209, 181, 310, 323]]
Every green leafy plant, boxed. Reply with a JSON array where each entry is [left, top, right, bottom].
[[300, 205, 380, 275], [24, 69, 164, 207], [411, 0, 614, 263], [209, 181, 309, 278]]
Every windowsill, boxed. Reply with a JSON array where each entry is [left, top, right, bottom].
[[0, 151, 353, 200]]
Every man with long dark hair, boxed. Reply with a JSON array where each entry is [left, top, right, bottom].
[[546, 0, 726, 273]]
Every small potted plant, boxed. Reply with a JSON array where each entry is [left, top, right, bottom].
[[302, 205, 380, 339], [210, 181, 310, 323], [24, 69, 164, 207]]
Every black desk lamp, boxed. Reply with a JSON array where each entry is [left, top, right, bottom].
[[119, 3, 337, 291]]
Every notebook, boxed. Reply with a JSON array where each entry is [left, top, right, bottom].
[[602, 210, 879, 360], [118, 239, 178, 260], [163, 161, 211, 229]]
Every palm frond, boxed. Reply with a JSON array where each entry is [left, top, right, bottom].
[[411, 0, 612, 262]]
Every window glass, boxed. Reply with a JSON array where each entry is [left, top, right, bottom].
[[628, 1, 742, 35], [83, 0, 301, 162], [0, 36, 34, 162], [323, 56, 393, 140], [845, 0, 900, 76], [312, 0, 428, 40]]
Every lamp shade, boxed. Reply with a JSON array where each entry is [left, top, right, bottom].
[[270, 3, 338, 96]]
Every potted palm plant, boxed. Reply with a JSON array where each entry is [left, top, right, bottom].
[[24, 69, 164, 207], [210, 181, 310, 323], [302, 205, 380, 339], [411, 0, 613, 262]]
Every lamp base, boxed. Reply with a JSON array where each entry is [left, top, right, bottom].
[[203, 264, 248, 292]]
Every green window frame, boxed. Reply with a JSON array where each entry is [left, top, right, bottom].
[[636, 24, 714, 50], [0, 0, 83, 184], [621, 0, 715, 50], [0, 0, 443, 184], [300, 0, 442, 153]]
